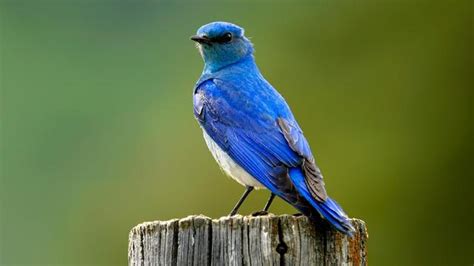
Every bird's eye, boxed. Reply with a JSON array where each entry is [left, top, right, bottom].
[[216, 32, 233, 43]]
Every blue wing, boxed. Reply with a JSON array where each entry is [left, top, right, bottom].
[[194, 79, 301, 190], [194, 78, 354, 234]]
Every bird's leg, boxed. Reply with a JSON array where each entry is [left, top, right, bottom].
[[263, 193, 276, 212], [252, 193, 275, 216], [229, 186, 254, 216]]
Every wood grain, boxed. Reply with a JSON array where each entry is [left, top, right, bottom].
[[128, 214, 368, 266]]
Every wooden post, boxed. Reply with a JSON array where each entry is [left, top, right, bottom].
[[128, 214, 368, 265]]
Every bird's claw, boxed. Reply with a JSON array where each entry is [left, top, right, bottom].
[[251, 210, 269, 216]]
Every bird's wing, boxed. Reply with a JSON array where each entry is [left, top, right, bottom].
[[195, 79, 298, 191], [277, 117, 328, 202], [194, 79, 327, 202]]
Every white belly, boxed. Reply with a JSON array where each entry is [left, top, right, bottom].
[[202, 130, 265, 189]]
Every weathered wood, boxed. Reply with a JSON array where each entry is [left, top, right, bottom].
[[128, 214, 368, 266]]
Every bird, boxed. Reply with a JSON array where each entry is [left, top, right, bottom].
[[191, 21, 354, 235]]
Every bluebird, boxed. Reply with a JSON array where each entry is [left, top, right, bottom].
[[191, 22, 354, 235]]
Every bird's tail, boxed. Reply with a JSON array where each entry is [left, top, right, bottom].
[[288, 168, 355, 235]]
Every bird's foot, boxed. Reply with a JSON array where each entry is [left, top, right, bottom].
[[251, 210, 269, 217]]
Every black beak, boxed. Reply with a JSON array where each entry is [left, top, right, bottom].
[[190, 35, 211, 45]]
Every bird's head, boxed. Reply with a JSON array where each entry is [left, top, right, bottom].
[[191, 21, 254, 73]]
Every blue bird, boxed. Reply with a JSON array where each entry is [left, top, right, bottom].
[[191, 22, 354, 235]]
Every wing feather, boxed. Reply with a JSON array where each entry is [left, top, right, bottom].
[[277, 117, 328, 201], [195, 79, 327, 202]]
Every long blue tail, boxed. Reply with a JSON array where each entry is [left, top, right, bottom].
[[288, 168, 355, 235]]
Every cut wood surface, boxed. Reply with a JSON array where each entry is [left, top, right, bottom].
[[128, 214, 368, 266]]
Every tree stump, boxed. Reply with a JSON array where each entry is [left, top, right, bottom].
[[128, 214, 368, 265]]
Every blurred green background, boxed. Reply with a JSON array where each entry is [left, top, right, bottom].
[[1, 0, 472, 265]]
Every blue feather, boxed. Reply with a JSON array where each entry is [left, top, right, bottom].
[[288, 168, 355, 235]]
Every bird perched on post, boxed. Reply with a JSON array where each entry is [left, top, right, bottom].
[[191, 21, 354, 235]]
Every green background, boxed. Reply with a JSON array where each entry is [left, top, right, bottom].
[[1, 1, 472, 265]]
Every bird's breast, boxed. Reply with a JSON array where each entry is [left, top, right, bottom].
[[202, 129, 265, 189]]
